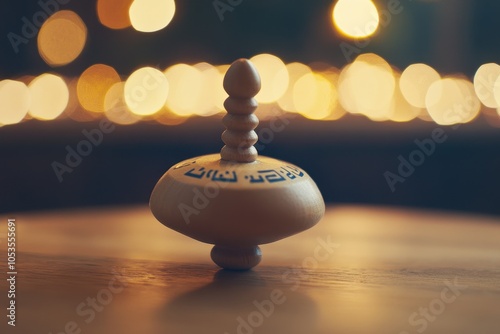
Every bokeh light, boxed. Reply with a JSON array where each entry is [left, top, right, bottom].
[[214, 65, 230, 111], [474, 63, 500, 108], [192, 63, 223, 116], [16, 75, 35, 86], [293, 72, 337, 120], [77, 64, 121, 113], [332, 0, 379, 39], [278, 62, 313, 113], [293, 73, 319, 117], [155, 111, 188, 126], [400, 63, 441, 108], [104, 82, 142, 124], [28, 74, 69, 120], [68, 107, 101, 122], [0, 80, 31, 125], [338, 53, 395, 120], [455, 78, 481, 123], [2, 50, 498, 127], [490, 69, 500, 110], [97, 0, 134, 29], [320, 69, 345, 121], [426, 78, 480, 125], [63, 78, 81, 118], [129, 0, 175, 32], [125, 67, 169, 116], [388, 73, 422, 122], [38, 10, 87, 67], [482, 108, 500, 128], [164, 64, 202, 116], [250, 54, 289, 104]]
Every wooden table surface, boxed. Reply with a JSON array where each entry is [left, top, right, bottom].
[[1, 205, 499, 334]]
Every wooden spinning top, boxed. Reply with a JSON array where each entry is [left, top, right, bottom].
[[150, 59, 325, 270]]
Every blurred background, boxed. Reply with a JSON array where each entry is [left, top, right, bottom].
[[0, 0, 499, 215]]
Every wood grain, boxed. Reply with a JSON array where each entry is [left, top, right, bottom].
[[0, 205, 499, 334]]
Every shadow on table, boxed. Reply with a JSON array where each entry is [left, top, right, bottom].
[[157, 268, 319, 334]]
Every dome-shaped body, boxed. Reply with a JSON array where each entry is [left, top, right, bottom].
[[150, 58, 325, 270], [150, 154, 325, 247]]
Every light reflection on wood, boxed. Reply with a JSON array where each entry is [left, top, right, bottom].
[[0, 205, 499, 333]]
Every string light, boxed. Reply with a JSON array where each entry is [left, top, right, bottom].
[[278, 62, 313, 113], [400, 64, 441, 108], [38, 11, 87, 67], [250, 54, 289, 104], [97, 0, 134, 29], [129, 0, 176, 32], [474, 63, 500, 108], [1, 51, 498, 126], [28, 74, 69, 121], [388, 73, 422, 122], [164, 64, 202, 116], [332, 0, 379, 39], [77, 64, 121, 113], [426, 78, 480, 125], [104, 82, 142, 124], [124, 67, 169, 116], [0, 80, 31, 125], [0, 0, 497, 128], [338, 53, 395, 121]]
